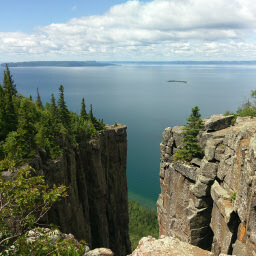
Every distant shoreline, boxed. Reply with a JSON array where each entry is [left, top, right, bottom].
[[111, 60, 256, 65], [0, 61, 116, 67], [1, 61, 256, 67]]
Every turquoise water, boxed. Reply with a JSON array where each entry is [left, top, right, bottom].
[[1, 63, 256, 209]]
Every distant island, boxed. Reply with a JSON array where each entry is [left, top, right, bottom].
[[167, 80, 187, 83], [1, 61, 116, 67]]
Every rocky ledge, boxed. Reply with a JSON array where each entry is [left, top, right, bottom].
[[157, 115, 256, 255], [128, 236, 227, 256]]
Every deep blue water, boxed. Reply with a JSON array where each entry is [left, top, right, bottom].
[[1, 63, 256, 209]]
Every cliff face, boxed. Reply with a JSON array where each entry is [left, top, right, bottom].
[[157, 115, 256, 256], [30, 125, 131, 256]]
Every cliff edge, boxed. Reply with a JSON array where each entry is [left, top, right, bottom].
[[157, 115, 256, 256], [30, 124, 131, 256]]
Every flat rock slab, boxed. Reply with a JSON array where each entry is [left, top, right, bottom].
[[204, 115, 233, 132], [129, 236, 214, 256], [174, 162, 197, 181]]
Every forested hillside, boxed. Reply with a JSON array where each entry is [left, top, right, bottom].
[[0, 64, 105, 170]]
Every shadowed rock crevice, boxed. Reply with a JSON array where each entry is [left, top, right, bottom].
[[227, 212, 241, 255]]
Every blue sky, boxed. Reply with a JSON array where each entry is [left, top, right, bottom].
[[0, 0, 139, 32], [0, 0, 256, 61]]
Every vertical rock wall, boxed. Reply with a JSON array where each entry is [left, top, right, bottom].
[[30, 125, 131, 256], [157, 115, 256, 255]]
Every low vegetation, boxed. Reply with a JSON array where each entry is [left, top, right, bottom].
[[128, 201, 159, 251], [225, 89, 256, 121]]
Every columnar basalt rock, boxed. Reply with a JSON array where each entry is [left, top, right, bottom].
[[30, 124, 131, 256], [157, 115, 256, 256]]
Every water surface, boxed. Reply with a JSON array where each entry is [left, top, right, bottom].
[[1, 63, 256, 208]]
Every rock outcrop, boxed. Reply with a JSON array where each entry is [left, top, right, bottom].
[[157, 115, 256, 256], [30, 124, 131, 256], [129, 236, 215, 256]]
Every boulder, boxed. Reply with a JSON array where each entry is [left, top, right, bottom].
[[173, 162, 198, 181], [128, 236, 214, 256], [204, 115, 233, 132], [85, 248, 114, 256], [191, 158, 202, 167], [162, 127, 172, 145], [172, 126, 183, 148]]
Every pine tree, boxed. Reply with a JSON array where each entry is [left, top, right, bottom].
[[174, 106, 204, 162], [80, 98, 87, 120], [57, 85, 70, 128], [88, 104, 105, 131], [0, 84, 5, 140], [89, 104, 95, 122], [36, 87, 43, 109], [3, 64, 17, 95], [3, 98, 38, 161], [16, 98, 38, 156], [50, 94, 57, 117], [0, 66, 18, 140]]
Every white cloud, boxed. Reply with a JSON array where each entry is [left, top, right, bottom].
[[72, 5, 77, 11], [0, 0, 256, 61]]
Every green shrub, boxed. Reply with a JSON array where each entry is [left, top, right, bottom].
[[224, 110, 235, 116], [231, 192, 236, 200], [1, 228, 87, 256], [235, 90, 256, 117], [0, 165, 68, 253]]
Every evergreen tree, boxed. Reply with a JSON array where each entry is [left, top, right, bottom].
[[57, 85, 70, 128], [16, 98, 38, 157], [88, 104, 105, 131], [174, 106, 204, 162], [89, 104, 94, 121], [50, 94, 57, 117], [80, 98, 87, 120], [3, 64, 17, 95], [29, 95, 33, 101], [0, 84, 5, 140], [48, 93, 62, 138], [35, 87, 43, 109], [0, 66, 18, 140], [3, 98, 38, 162]]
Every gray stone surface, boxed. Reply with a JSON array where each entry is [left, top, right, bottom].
[[232, 240, 247, 256], [204, 138, 224, 161], [173, 162, 198, 181], [204, 114, 233, 132], [191, 158, 202, 167], [85, 248, 114, 256], [157, 117, 256, 256], [200, 159, 218, 180], [172, 126, 184, 148], [129, 236, 214, 256]]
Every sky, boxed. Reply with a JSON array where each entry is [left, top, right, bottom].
[[0, 0, 256, 61]]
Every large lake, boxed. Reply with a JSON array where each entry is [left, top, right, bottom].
[[1, 63, 256, 209]]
